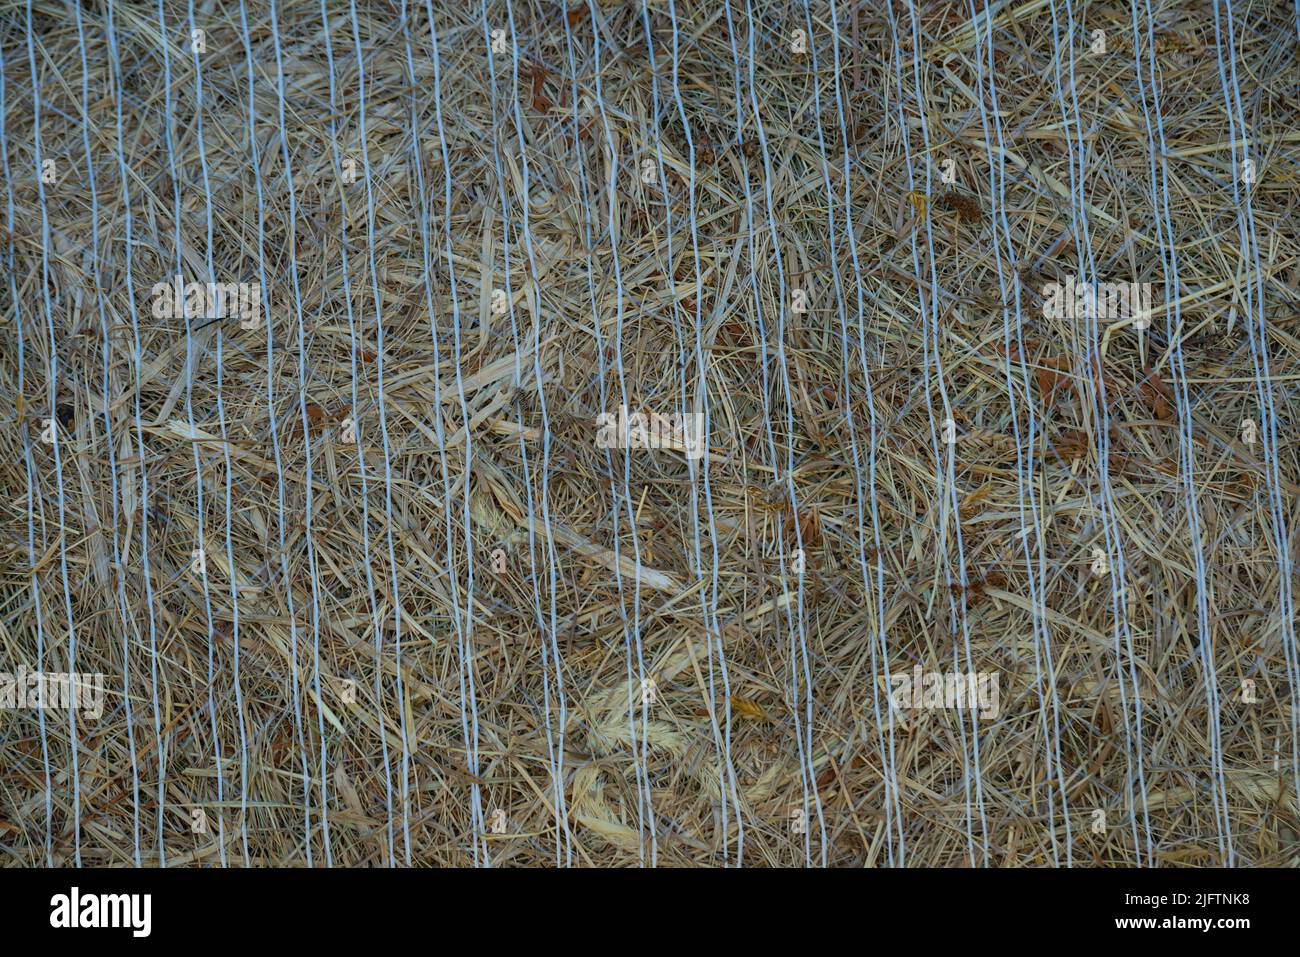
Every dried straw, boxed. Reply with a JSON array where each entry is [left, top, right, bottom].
[[1, 0, 1298, 866]]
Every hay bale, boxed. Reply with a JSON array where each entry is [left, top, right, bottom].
[[1, 0, 1297, 866]]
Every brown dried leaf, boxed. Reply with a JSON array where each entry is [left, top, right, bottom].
[[939, 189, 983, 223], [1138, 366, 1174, 421], [798, 504, 821, 547]]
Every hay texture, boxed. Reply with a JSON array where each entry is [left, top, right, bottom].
[[2, 0, 1299, 867]]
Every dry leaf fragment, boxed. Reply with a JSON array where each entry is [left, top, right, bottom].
[[731, 697, 768, 722], [1137, 365, 1174, 421], [938, 189, 983, 223]]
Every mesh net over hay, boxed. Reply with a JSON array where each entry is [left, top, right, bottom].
[[2, 0, 1298, 867]]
